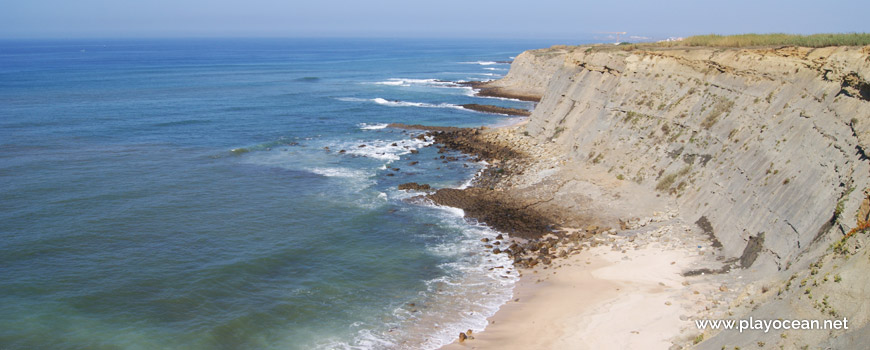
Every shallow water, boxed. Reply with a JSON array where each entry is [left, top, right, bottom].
[[0, 38, 561, 349]]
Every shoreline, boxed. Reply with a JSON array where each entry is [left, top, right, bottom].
[[393, 121, 729, 349], [441, 240, 704, 350], [407, 43, 870, 349]]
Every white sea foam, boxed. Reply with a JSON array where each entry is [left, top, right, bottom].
[[370, 78, 456, 87], [373, 97, 463, 110], [372, 80, 405, 86], [310, 155, 517, 350], [336, 97, 368, 102], [334, 135, 434, 162], [358, 123, 389, 130], [467, 92, 525, 102], [459, 61, 501, 65], [483, 67, 508, 71], [411, 206, 518, 349], [458, 168, 485, 189], [306, 167, 370, 178], [316, 203, 518, 350], [339, 97, 465, 111]]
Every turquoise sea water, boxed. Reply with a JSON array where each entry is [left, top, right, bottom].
[[0, 38, 559, 349]]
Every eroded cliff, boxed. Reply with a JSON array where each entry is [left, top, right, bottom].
[[489, 45, 870, 273], [476, 44, 870, 348]]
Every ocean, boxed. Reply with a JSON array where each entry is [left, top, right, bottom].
[[0, 38, 558, 349]]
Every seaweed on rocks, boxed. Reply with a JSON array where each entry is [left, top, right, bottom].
[[390, 123, 559, 240], [428, 188, 553, 239]]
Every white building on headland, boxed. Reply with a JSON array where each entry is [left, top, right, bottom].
[[658, 37, 685, 42]]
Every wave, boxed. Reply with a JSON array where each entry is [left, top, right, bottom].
[[313, 158, 517, 350], [472, 94, 524, 102], [357, 123, 389, 130], [335, 135, 433, 162], [458, 165, 487, 189], [315, 204, 518, 350], [483, 67, 508, 71], [372, 98, 462, 110], [368, 77, 492, 100], [459, 61, 502, 66], [335, 97, 368, 102], [337, 97, 465, 111], [306, 167, 371, 179], [370, 78, 456, 87]]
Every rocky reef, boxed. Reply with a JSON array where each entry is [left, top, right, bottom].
[[460, 104, 531, 116]]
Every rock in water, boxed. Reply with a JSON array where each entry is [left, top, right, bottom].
[[460, 103, 532, 116], [398, 182, 431, 191], [458, 332, 468, 343]]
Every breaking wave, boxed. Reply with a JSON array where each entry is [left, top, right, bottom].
[[459, 61, 502, 65], [337, 97, 465, 111]]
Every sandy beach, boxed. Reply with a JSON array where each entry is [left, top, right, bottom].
[[426, 40, 870, 349], [440, 223, 720, 350], [418, 119, 736, 350]]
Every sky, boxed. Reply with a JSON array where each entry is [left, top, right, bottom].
[[2, 0, 868, 40]]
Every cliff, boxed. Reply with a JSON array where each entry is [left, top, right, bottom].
[[476, 44, 870, 348], [487, 45, 870, 272]]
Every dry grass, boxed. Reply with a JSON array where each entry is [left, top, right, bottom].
[[672, 33, 870, 48], [656, 165, 692, 192], [581, 33, 870, 52], [700, 97, 735, 129]]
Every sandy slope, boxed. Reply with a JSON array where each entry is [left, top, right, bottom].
[[442, 239, 711, 350]]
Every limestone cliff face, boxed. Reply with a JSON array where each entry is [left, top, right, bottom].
[[491, 45, 870, 273], [479, 48, 569, 99]]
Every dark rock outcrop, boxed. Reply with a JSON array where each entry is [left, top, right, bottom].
[[460, 104, 531, 116], [459, 81, 542, 102], [398, 182, 431, 191], [428, 188, 553, 239]]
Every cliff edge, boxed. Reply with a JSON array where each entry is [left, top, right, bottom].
[[475, 44, 870, 348]]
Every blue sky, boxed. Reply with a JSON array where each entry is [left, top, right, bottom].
[[2, 0, 868, 39]]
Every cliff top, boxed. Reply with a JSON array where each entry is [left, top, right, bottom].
[[548, 33, 870, 53]]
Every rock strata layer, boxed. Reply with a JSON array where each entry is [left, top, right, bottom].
[[458, 43, 870, 349], [460, 104, 531, 116], [479, 45, 870, 273]]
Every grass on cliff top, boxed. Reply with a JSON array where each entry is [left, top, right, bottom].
[[676, 33, 870, 48], [584, 33, 870, 52]]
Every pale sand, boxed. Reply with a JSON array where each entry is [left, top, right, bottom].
[[442, 242, 703, 350]]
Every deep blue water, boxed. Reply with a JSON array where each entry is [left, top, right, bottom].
[[0, 38, 556, 349]]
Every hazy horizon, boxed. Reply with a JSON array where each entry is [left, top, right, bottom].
[[2, 0, 868, 41]]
